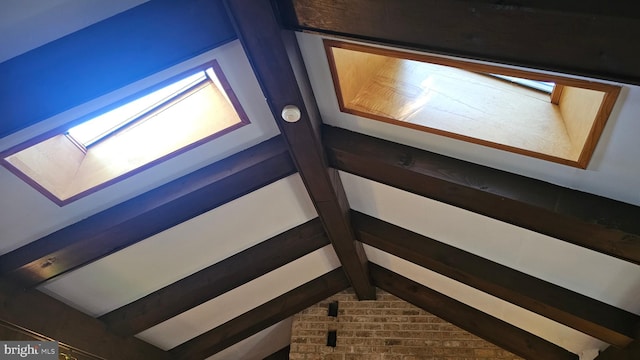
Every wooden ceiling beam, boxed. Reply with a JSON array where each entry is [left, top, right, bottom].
[[0, 136, 295, 287], [100, 218, 330, 336], [370, 264, 578, 360], [278, 0, 640, 85], [0, 280, 170, 360], [596, 341, 640, 360], [353, 211, 640, 346], [170, 268, 350, 360], [263, 346, 291, 360], [466, 0, 640, 19], [224, 0, 375, 299], [324, 126, 640, 265]]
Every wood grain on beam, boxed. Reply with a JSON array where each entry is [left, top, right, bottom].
[[370, 264, 577, 360], [224, 0, 375, 299], [324, 126, 640, 265], [170, 268, 350, 360], [596, 341, 640, 360], [279, 0, 640, 85], [0, 280, 170, 360], [0, 137, 295, 287], [100, 218, 329, 336], [353, 211, 640, 346], [468, 0, 640, 19]]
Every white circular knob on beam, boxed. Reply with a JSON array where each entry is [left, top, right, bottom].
[[281, 105, 301, 123]]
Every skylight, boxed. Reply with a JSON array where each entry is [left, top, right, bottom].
[[68, 70, 209, 147], [324, 39, 621, 168], [1, 60, 250, 205]]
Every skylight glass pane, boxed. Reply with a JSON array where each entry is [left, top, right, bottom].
[[491, 74, 555, 93], [68, 71, 207, 147]]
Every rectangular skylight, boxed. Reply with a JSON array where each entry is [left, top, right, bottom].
[[324, 39, 620, 168], [67, 70, 208, 147], [2, 59, 250, 205]]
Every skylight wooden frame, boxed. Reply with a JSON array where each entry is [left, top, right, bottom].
[[0, 60, 250, 206], [324, 39, 621, 168]]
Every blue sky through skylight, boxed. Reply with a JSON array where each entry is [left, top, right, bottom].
[[68, 70, 208, 147]]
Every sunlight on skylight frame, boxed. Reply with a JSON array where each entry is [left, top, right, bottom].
[[67, 70, 209, 147]]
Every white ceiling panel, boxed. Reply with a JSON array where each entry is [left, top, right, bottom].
[[136, 245, 341, 350], [39, 174, 317, 316], [365, 246, 605, 354], [340, 171, 640, 314]]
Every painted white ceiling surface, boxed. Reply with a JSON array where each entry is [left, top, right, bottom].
[[341, 171, 640, 314], [205, 319, 293, 360], [365, 246, 604, 354], [136, 245, 341, 350], [0, 0, 149, 62], [2, 3, 640, 359], [39, 174, 317, 316], [296, 32, 640, 207], [0, 40, 280, 255]]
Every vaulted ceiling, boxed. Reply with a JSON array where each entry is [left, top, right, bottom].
[[1, 1, 639, 360]]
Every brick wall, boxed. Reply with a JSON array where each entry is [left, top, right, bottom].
[[289, 289, 523, 360]]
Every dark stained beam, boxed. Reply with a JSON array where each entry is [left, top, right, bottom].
[[0, 136, 295, 287], [370, 264, 578, 360], [100, 218, 330, 336], [224, 0, 375, 299], [278, 0, 640, 85], [596, 341, 640, 360], [263, 346, 290, 360], [324, 126, 640, 265], [0, 280, 170, 360], [170, 268, 350, 360], [468, 0, 640, 19], [353, 211, 640, 347]]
